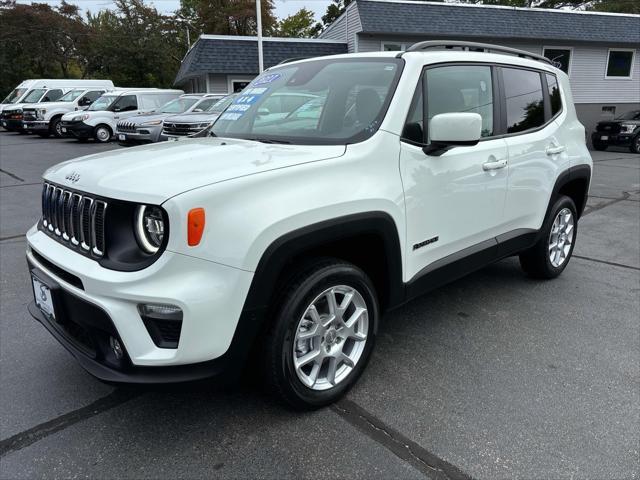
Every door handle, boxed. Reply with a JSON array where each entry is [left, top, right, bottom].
[[482, 159, 508, 171], [546, 145, 565, 155]]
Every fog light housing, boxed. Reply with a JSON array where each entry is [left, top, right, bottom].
[[110, 336, 124, 360], [138, 303, 183, 349]]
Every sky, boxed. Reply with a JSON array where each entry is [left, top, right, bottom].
[[14, 0, 333, 21]]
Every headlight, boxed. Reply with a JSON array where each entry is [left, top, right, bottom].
[[72, 114, 90, 122], [197, 122, 213, 129], [141, 119, 163, 126], [620, 124, 636, 134], [135, 205, 165, 254]]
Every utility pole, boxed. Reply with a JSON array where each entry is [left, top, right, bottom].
[[186, 25, 191, 49], [256, 0, 264, 72]]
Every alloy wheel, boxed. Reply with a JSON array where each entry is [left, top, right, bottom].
[[293, 285, 368, 391], [548, 207, 574, 267]]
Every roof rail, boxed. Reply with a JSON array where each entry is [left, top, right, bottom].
[[402, 40, 554, 66], [275, 57, 310, 66]]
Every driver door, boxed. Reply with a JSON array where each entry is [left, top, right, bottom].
[[400, 64, 509, 281]]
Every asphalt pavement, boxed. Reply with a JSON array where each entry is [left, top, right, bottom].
[[1, 132, 638, 479]]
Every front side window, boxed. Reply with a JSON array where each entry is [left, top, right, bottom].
[[546, 74, 562, 117], [112, 95, 138, 112], [543, 48, 571, 74], [88, 95, 116, 111], [502, 68, 545, 134], [43, 89, 63, 102], [23, 89, 47, 103], [80, 90, 104, 105], [606, 50, 634, 78], [211, 58, 403, 144], [425, 65, 494, 140]]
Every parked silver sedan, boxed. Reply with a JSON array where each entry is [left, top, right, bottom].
[[161, 94, 236, 140], [116, 94, 224, 145]]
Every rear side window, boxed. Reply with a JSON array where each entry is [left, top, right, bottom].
[[546, 74, 562, 117], [502, 68, 545, 134]]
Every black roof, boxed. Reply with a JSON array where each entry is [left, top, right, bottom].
[[175, 38, 347, 85], [356, 0, 640, 45]]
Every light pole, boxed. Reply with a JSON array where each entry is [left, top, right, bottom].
[[256, 0, 264, 72]]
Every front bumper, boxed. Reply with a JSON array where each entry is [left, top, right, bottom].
[[591, 132, 634, 147], [4, 118, 24, 131], [23, 120, 49, 132], [60, 120, 94, 138], [26, 227, 255, 383], [116, 129, 158, 145]]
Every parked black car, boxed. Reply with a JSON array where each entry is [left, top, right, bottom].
[[592, 110, 640, 153]]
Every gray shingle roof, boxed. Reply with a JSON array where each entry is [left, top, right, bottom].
[[356, 0, 640, 45], [175, 38, 348, 85]]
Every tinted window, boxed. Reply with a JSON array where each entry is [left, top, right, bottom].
[[44, 89, 63, 101], [112, 95, 137, 112], [606, 50, 634, 78], [546, 74, 561, 117], [425, 65, 494, 139], [82, 90, 104, 103], [503, 68, 545, 134], [401, 87, 424, 144], [543, 48, 571, 74]]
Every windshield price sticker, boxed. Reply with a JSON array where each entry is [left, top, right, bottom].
[[227, 104, 252, 113], [220, 112, 243, 121], [252, 73, 281, 86]]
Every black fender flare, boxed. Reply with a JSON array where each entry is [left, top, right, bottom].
[[222, 212, 404, 375], [545, 164, 592, 221]]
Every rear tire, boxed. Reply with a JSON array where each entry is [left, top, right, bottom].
[[630, 134, 640, 154], [94, 124, 111, 143], [262, 258, 379, 410], [519, 195, 578, 279]]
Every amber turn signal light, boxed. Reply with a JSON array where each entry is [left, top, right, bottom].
[[187, 208, 205, 246]]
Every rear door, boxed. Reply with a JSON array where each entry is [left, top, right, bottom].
[[399, 63, 509, 280], [500, 67, 570, 232]]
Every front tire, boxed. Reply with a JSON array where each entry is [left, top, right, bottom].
[[50, 117, 63, 138], [519, 195, 578, 279], [630, 134, 640, 154], [94, 124, 111, 143], [263, 259, 379, 409]]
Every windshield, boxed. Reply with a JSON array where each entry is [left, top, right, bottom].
[[23, 89, 47, 103], [88, 95, 116, 111], [58, 90, 85, 102], [208, 95, 236, 113], [161, 97, 200, 113], [210, 58, 403, 144], [616, 110, 640, 121], [2, 88, 28, 104]]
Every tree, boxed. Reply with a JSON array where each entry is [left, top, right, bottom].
[[177, 0, 278, 37], [319, 0, 353, 31], [277, 8, 321, 38]]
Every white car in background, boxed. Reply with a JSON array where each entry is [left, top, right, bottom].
[[60, 89, 183, 142]]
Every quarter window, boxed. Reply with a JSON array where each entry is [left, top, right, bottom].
[[606, 50, 634, 78], [502, 68, 545, 134], [425, 65, 494, 139], [545, 74, 562, 117], [543, 48, 571, 74]]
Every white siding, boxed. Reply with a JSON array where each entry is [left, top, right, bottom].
[[356, 34, 639, 104], [320, 14, 347, 41], [318, 2, 362, 52], [208, 74, 229, 94]]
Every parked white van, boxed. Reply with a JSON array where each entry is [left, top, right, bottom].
[[60, 89, 183, 142], [0, 79, 114, 132]]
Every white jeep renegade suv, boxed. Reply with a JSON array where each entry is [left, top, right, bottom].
[[26, 42, 592, 409]]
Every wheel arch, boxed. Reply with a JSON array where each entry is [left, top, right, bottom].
[[548, 164, 591, 220]]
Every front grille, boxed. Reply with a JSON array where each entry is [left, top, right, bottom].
[[117, 121, 137, 133], [23, 109, 37, 122], [596, 122, 621, 134], [41, 182, 108, 257], [162, 122, 203, 137], [4, 109, 22, 120]]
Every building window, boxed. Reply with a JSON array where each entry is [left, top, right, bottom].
[[543, 47, 572, 74], [605, 49, 635, 78], [381, 42, 407, 52]]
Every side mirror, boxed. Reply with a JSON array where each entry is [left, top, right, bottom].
[[423, 113, 482, 156]]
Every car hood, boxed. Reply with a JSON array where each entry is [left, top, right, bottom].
[[164, 112, 220, 123], [22, 101, 71, 111], [121, 112, 170, 126], [43, 137, 346, 204], [1, 102, 29, 112]]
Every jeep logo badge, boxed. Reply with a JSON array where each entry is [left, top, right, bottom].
[[65, 172, 80, 184]]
